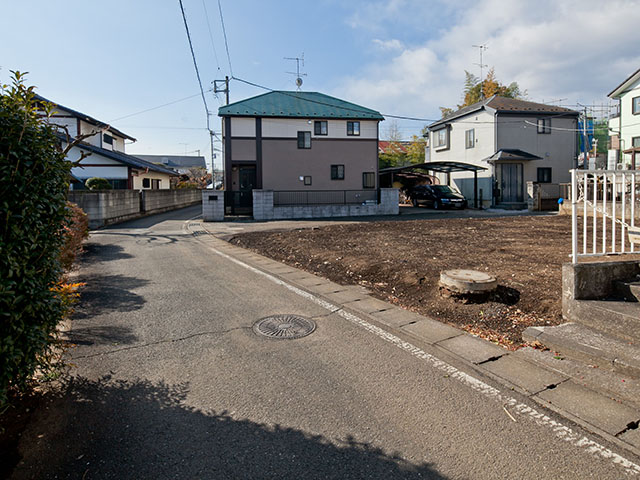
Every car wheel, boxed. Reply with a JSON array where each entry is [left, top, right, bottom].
[[433, 200, 440, 209], [411, 197, 419, 207]]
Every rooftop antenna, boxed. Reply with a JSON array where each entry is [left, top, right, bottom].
[[285, 53, 307, 91], [472, 44, 488, 100], [542, 98, 568, 105]]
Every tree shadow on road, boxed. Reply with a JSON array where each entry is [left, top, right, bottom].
[[72, 274, 149, 320], [78, 243, 133, 266], [64, 325, 139, 346], [12, 376, 448, 480]]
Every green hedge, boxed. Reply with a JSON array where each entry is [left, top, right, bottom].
[[0, 72, 72, 405]]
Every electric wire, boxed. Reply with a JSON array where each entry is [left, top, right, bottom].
[[202, 0, 221, 73], [108, 90, 211, 123], [218, 0, 233, 76], [178, 0, 211, 130]]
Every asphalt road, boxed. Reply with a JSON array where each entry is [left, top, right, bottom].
[[11, 206, 638, 479]]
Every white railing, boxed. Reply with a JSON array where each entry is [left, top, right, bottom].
[[571, 169, 640, 263]]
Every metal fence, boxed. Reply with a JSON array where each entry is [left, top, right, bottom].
[[273, 190, 378, 206], [571, 169, 640, 263]]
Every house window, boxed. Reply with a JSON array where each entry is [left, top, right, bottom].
[[103, 134, 113, 145], [303, 176, 312, 186], [314, 121, 328, 135], [347, 121, 360, 136], [331, 164, 345, 180], [537, 167, 552, 183], [362, 172, 375, 189], [537, 118, 551, 134], [465, 129, 475, 149], [434, 128, 448, 148], [143, 178, 150, 188], [109, 179, 128, 189], [297, 131, 311, 149], [633, 136, 640, 148], [633, 96, 640, 115], [152, 179, 161, 189]]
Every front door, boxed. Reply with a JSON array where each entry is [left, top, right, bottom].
[[237, 165, 256, 211], [499, 163, 523, 203]]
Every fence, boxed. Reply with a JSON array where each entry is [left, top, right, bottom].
[[571, 169, 640, 263], [273, 190, 378, 206]]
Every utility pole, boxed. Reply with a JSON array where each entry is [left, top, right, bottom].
[[578, 103, 589, 170], [472, 44, 488, 100], [213, 77, 230, 188], [214, 77, 230, 105]]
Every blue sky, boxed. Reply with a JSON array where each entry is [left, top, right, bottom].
[[2, 0, 639, 171]]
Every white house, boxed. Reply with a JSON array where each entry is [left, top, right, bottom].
[[427, 96, 579, 208], [35, 95, 178, 189], [608, 68, 640, 169]]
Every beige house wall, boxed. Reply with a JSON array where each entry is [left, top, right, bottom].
[[261, 138, 378, 191], [132, 171, 173, 190]]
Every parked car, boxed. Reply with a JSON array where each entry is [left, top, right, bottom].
[[406, 184, 467, 209]]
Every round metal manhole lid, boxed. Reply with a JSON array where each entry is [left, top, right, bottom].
[[253, 314, 316, 339]]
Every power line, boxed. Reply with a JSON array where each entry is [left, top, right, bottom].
[[201, 0, 221, 73], [231, 75, 579, 126], [178, 0, 211, 129], [218, 0, 233, 76], [108, 91, 210, 123]]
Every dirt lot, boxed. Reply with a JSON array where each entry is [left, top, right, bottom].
[[230, 214, 577, 349]]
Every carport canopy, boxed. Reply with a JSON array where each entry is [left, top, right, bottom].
[[379, 161, 487, 208]]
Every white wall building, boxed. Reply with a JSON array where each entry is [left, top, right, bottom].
[[36, 95, 178, 189], [427, 96, 578, 208], [608, 68, 640, 169]]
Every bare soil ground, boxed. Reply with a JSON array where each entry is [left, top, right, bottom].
[[230, 215, 577, 349]]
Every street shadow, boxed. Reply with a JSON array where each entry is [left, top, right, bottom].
[[78, 243, 133, 266], [64, 325, 139, 346], [72, 274, 149, 320], [100, 205, 202, 230], [12, 376, 448, 480]]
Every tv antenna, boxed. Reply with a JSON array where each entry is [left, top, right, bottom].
[[285, 53, 307, 91], [472, 44, 488, 99]]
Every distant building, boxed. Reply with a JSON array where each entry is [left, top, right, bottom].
[[608, 67, 640, 169], [427, 96, 578, 208], [35, 95, 177, 189], [135, 154, 207, 174]]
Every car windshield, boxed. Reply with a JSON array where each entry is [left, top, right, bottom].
[[431, 185, 455, 194]]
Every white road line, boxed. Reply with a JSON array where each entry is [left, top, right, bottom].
[[191, 226, 640, 475]]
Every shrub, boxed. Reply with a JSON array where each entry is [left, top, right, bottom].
[[85, 177, 111, 190], [0, 72, 73, 406], [60, 202, 89, 271]]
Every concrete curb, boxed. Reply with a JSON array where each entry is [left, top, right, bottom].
[[190, 221, 640, 459]]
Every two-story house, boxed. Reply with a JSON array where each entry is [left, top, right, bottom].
[[608, 68, 640, 169], [218, 91, 384, 215], [427, 96, 578, 208], [35, 95, 178, 190]]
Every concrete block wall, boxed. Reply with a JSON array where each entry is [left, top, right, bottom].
[[202, 190, 225, 221], [252, 188, 399, 220], [143, 189, 202, 214], [68, 189, 202, 229]]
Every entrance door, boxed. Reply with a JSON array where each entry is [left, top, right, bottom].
[[237, 165, 256, 210], [499, 163, 523, 203]]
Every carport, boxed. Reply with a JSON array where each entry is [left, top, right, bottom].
[[379, 161, 488, 208]]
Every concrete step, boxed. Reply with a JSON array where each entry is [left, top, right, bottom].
[[523, 322, 640, 379], [564, 299, 640, 342], [614, 278, 640, 302]]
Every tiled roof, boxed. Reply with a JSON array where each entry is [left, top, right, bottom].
[[35, 94, 136, 141], [135, 154, 206, 169], [219, 91, 384, 120], [429, 95, 578, 128], [65, 139, 179, 176]]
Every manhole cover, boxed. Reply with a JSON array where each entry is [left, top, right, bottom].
[[253, 314, 316, 339]]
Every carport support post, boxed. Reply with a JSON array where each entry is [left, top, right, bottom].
[[474, 170, 478, 208], [446, 172, 451, 186]]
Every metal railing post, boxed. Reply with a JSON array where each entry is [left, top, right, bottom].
[[571, 169, 578, 264]]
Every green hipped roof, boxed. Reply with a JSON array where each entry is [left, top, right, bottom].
[[218, 91, 384, 120]]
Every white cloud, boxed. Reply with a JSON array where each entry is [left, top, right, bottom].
[[372, 38, 405, 51], [337, 0, 640, 124]]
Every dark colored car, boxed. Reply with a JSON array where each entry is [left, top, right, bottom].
[[407, 184, 467, 209]]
